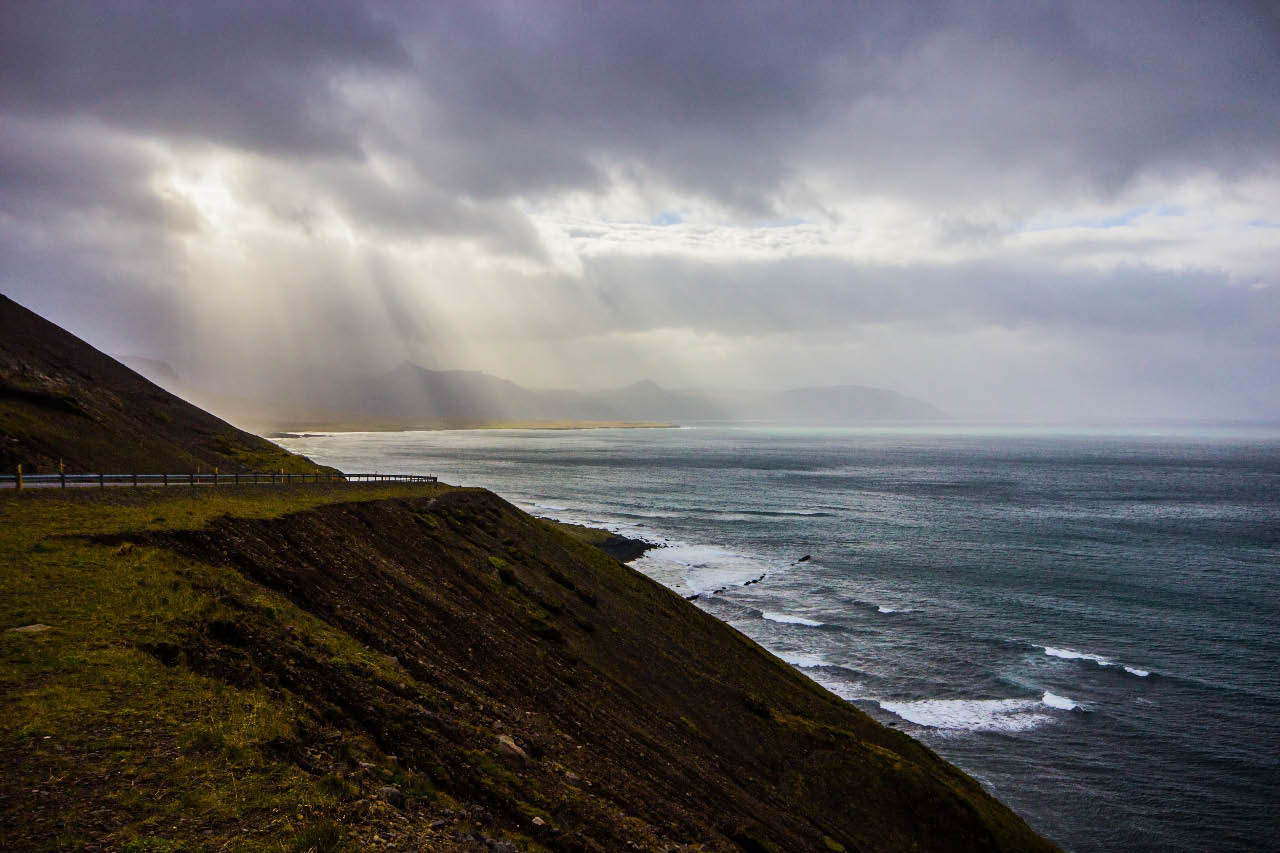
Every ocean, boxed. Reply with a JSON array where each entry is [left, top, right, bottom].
[[276, 425, 1280, 852]]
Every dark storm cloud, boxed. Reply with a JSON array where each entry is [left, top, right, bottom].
[[5, 1, 1276, 212], [0, 0, 405, 156], [384, 0, 1280, 207]]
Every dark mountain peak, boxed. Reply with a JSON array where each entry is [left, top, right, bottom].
[[384, 362, 523, 387]]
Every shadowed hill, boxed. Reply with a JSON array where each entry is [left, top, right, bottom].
[[1, 484, 1058, 851], [0, 295, 334, 475]]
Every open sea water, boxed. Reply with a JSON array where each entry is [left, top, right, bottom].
[[277, 425, 1280, 852]]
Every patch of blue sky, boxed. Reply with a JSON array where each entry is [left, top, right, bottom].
[[1246, 218, 1280, 228], [1014, 206, 1150, 233], [650, 211, 683, 226]]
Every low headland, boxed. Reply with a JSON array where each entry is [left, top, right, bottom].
[[1, 481, 1057, 851]]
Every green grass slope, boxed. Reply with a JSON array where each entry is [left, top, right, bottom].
[[0, 295, 334, 475], [1, 483, 1058, 852]]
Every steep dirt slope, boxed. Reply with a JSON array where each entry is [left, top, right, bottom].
[[0, 294, 334, 474], [133, 488, 1057, 852]]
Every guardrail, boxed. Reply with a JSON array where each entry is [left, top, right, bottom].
[[1, 469, 436, 490]]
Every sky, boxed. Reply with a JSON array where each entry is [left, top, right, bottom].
[[2, 0, 1278, 420]]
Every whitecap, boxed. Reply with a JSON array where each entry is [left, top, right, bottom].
[[807, 675, 865, 701], [762, 611, 824, 627], [783, 662, 865, 700], [1041, 691, 1079, 711], [877, 698, 1050, 732], [776, 650, 830, 669], [1040, 646, 1114, 666], [1039, 645, 1151, 678]]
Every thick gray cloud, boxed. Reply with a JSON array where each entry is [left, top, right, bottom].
[[1, 0, 1277, 420], [5, 1, 1276, 207], [0, 0, 405, 155]]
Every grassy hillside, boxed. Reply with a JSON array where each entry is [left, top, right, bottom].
[[0, 295, 334, 475], [1, 483, 1057, 852]]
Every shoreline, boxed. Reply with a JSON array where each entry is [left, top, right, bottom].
[[544, 518, 659, 562]]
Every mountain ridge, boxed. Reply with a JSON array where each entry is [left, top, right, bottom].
[[213, 363, 944, 431]]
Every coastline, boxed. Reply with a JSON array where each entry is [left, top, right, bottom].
[[544, 518, 659, 563], [0, 483, 1057, 851]]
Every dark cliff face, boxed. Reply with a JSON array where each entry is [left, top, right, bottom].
[[0, 294, 332, 474], [146, 488, 1055, 852]]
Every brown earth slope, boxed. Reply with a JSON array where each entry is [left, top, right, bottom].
[[85, 487, 1054, 852], [0, 294, 334, 475]]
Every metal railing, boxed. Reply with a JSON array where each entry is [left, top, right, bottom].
[[2, 469, 436, 490]]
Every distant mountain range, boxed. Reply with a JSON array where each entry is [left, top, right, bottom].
[[207, 361, 946, 431]]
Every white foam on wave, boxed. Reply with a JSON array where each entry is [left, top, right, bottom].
[[777, 650, 830, 669], [1041, 646, 1114, 666], [878, 698, 1051, 732], [632, 541, 774, 594], [1041, 691, 1079, 710], [772, 651, 865, 699], [808, 674, 864, 701], [762, 611, 824, 627], [1039, 645, 1150, 677]]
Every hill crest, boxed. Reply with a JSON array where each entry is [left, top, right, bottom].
[[0, 294, 333, 474]]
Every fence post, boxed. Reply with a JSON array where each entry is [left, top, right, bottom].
[[132, 472, 138, 487], [100, 473, 105, 488], [15, 464, 21, 492], [235, 472, 239, 486], [59, 459, 65, 489], [189, 472, 195, 487]]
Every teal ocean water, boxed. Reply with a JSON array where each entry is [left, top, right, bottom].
[[279, 425, 1280, 852]]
